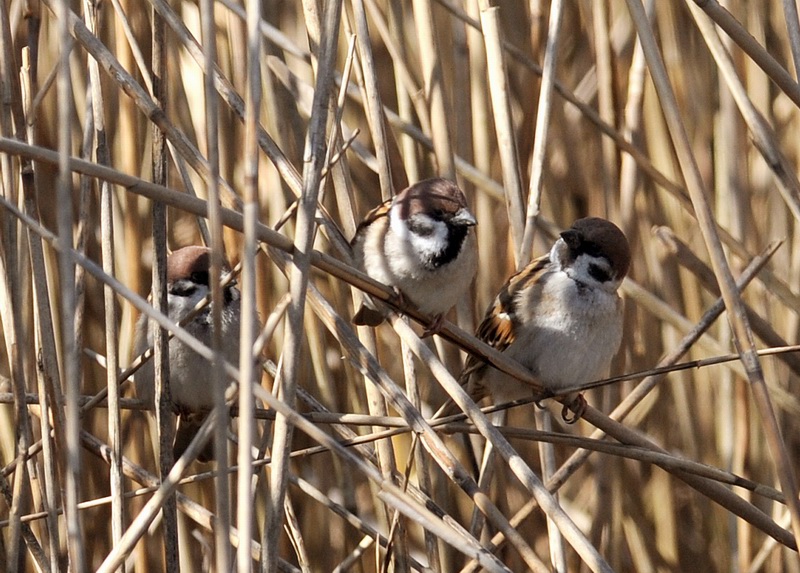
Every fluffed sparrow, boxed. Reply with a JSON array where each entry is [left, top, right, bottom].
[[351, 177, 478, 332], [457, 217, 630, 422], [134, 246, 241, 462]]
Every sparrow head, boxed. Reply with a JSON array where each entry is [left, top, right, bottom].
[[389, 178, 477, 269], [553, 217, 630, 291], [166, 246, 239, 321]]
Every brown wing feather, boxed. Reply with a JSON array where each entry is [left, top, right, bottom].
[[351, 198, 392, 245], [461, 253, 551, 381]]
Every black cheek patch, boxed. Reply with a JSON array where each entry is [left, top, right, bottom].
[[170, 279, 197, 297], [407, 218, 435, 237], [428, 224, 468, 268], [588, 263, 611, 283]]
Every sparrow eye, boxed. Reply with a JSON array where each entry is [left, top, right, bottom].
[[588, 263, 611, 283], [170, 279, 197, 297]]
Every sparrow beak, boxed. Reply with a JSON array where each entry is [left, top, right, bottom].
[[451, 209, 477, 227]]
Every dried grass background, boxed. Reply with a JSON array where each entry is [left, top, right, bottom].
[[1, 0, 800, 571]]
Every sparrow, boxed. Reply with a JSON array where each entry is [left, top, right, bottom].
[[350, 177, 478, 332], [454, 217, 630, 422], [133, 245, 241, 462]]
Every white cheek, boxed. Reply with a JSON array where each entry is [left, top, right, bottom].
[[410, 222, 448, 260], [168, 286, 210, 321], [567, 253, 620, 293], [389, 208, 449, 261]]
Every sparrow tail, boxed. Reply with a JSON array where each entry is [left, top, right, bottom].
[[174, 413, 215, 463]]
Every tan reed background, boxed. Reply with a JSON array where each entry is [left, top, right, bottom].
[[1, 0, 800, 571]]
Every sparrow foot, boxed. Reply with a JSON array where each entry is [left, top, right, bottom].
[[561, 394, 587, 424], [421, 313, 445, 338], [390, 286, 407, 307], [533, 390, 554, 410]]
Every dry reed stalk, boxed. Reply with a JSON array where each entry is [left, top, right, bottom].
[[385, 2, 421, 183], [479, 6, 525, 264], [18, 41, 64, 573], [150, 3, 180, 569], [51, 0, 86, 570], [346, 4, 413, 567], [412, 0, 455, 180], [294, 271, 540, 571], [386, 314, 611, 572], [352, 0, 396, 199], [265, 3, 342, 572], [82, 0, 125, 559], [689, 3, 800, 224], [196, 0, 234, 569], [0, 8, 42, 572], [692, 0, 800, 107], [656, 228, 800, 375], [235, 0, 261, 570], [81, 430, 302, 571], [519, 0, 564, 268]]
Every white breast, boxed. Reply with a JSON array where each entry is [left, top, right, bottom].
[[486, 270, 623, 403], [134, 298, 241, 412], [354, 212, 476, 316]]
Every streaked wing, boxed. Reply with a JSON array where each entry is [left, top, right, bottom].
[[351, 198, 392, 245], [461, 253, 551, 382]]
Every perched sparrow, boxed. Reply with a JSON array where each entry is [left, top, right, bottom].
[[351, 178, 478, 331], [456, 217, 630, 422], [134, 246, 241, 462]]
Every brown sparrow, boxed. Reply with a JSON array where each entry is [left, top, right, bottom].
[[134, 246, 241, 462], [351, 178, 478, 331], [457, 217, 630, 422]]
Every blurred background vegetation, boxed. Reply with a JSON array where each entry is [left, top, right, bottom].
[[1, 0, 800, 571]]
